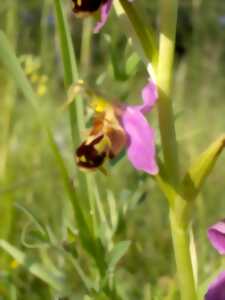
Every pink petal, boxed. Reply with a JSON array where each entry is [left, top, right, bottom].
[[93, 0, 113, 33], [205, 271, 225, 300], [121, 107, 158, 175], [208, 221, 225, 255], [133, 80, 158, 114]]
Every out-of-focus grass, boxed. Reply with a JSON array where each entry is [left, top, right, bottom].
[[0, 0, 225, 299]]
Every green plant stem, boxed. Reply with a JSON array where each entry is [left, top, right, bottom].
[[54, 0, 97, 236], [54, 0, 84, 146], [118, 0, 198, 299], [169, 210, 197, 300], [157, 0, 180, 185], [157, 1, 197, 299], [80, 18, 93, 77]]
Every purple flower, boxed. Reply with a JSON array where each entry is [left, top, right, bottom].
[[205, 220, 225, 300], [76, 80, 158, 175], [205, 271, 225, 300], [208, 221, 225, 255], [72, 0, 133, 33]]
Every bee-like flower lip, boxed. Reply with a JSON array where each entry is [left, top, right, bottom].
[[76, 135, 107, 169]]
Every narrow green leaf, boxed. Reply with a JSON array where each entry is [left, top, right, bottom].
[[107, 241, 131, 272], [53, 0, 96, 243], [182, 135, 225, 201], [0, 240, 68, 293], [53, 0, 78, 85]]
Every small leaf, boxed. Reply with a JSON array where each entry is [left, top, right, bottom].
[[182, 135, 225, 201], [107, 241, 131, 272]]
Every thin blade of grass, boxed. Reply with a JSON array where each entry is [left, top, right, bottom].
[[53, 0, 98, 243]]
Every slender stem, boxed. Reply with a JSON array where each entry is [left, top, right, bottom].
[[157, 0, 180, 186], [157, 1, 198, 299], [54, 0, 83, 146], [169, 210, 197, 300], [54, 0, 96, 234], [80, 18, 93, 77], [118, 0, 198, 299]]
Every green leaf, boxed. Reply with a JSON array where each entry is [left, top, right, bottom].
[[182, 135, 225, 201], [107, 241, 131, 272], [0, 240, 69, 294]]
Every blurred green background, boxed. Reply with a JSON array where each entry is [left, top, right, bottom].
[[0, 0, 225, 299]]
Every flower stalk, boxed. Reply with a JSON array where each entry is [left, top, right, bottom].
[[157, 1, 197, 299], [157, 0, 180, 185], [118, 0, 198, 299]]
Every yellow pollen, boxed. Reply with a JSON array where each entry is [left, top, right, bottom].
[[10, 259, 20, 269], [90, 96, 108, 113]]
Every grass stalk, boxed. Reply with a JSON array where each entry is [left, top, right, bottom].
[[80, 18, 93, 77], [53, 0, 97, 238]]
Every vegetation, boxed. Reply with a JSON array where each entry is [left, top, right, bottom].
[[0, 0, 225, 299]]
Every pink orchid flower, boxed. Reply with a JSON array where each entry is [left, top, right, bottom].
[[76, 80, 158, 175]]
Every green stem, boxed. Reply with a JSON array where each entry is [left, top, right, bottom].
[[80, 18, 93, 77], [54, 0, 84, 146], [118, 0, 198, 299], [169, 210, 197, 300], [53, 0, 96, 233], [157, 1, 197, 299], [157, 0, 180, 185]]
